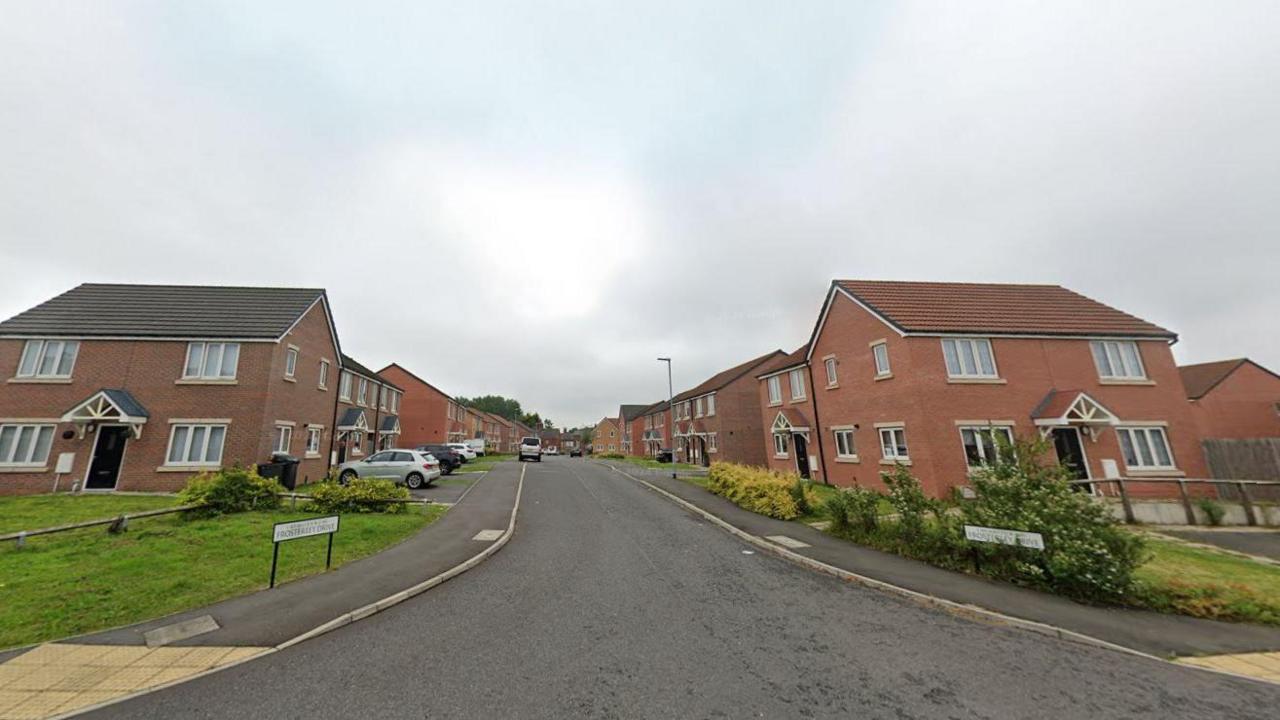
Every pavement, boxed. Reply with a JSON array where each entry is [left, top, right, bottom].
[[0, 465, 521, 719], [76, 458, 1280, 718], [618, 464, 1280, 659]]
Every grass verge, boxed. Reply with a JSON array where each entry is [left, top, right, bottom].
[[0, 502, 443, 648], [1, 494, 182, 535], [604, 455, 702, 472], [1133, 538, 1280, 626]]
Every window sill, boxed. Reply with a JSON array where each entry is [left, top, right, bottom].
[[7, 377, 73, 384], [304, 452, 321, 459], [1124, 468, 1184, 478], [791, 397, 807, 404], [283, 376, 297, 383], [946, 377, 1006, 385], [157, 465, 222, 473], [874, 373, 893, 382], [835, 456, 860, 464], [774, 454, 790, 460], [768, 401, 782, 407], [1099, 378, 1155, 386], [0, 466, 48, 473], [175, 378, 238, 386], [826, 384, 839, 390], [879, 458, 912, 466]]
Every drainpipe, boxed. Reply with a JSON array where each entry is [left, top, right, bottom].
[[806, 362, 831, 485]]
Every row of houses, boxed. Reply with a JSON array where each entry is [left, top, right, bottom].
[[0, 284, 538, 495], [601, 280, 1280, 498]]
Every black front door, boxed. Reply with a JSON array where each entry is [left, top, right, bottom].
[[1051, 428, 1090, 490], [86, 426, 129, 490], [697, 437, 709, 467], [794, 434, 810, 479]]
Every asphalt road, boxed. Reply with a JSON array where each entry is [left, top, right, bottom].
[[91, 458, 1280, 719]]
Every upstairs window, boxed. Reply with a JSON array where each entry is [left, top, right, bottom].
[[357, 378, 368, 406], [767, 376, 782, 404], [391, 391, 400, 413], [789, 369, 806, 400], [825, 357, 838, 386], [706, 394, 715, 416], [1091, 341, 1146, 380], [184, 342, 239, 380], [695, 397, 704, 417], [318, 360, 330, 389], [942, 338, 997, 379], [339, 372, 352, 400], [379, 386, 388, 410], [284, 347, 298, 378], [17, 339, 79, 379], [873, 343, 891, 377]]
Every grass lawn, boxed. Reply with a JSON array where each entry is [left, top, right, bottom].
[[604, 455, 702, 472], [1134, 537, 1280, 626], [0, 502, 444, 649], [459, 454, 512, 473], [1, 494, 182, 535]]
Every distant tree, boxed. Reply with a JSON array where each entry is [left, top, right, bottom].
[[456, 395, 524, 421], [542, 418, 555, 430], [521, 412, 542, 428]]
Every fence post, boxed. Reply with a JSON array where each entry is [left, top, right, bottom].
[[1117, 479, 1136, 524], [1237, 482, 1258, 527], [1177, 480, 1196, 525]]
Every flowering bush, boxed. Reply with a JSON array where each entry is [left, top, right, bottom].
[[706, 463, 812, 520]]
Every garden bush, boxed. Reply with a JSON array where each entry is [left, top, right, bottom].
[[706, 463, 812, 520], [1197, 498, 1226, 526], [823, 486, 881, 534], [307, 478, 410, 514], [178, 466, 283, 517]]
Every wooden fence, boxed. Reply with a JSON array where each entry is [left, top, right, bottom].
[[1203, 438, 1280, 501]]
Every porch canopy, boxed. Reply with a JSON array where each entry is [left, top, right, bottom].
[[1031, 390, 1118, 439], [379, 415, 401, 435], [336, 408, 369, 432], [771, 409, 811, 435], [61, 389, 149, 439]]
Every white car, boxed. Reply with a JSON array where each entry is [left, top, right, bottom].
[[464, 438, 486, 457], [519, 436, 542, 462], [336, 449, 442, 489], [447, 443, 478, 461], [544, 447, 559, 456]]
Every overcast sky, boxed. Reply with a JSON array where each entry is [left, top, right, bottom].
[[2, 2, 1277, 428]]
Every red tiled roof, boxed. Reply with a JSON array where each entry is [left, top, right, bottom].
[[774, 407, 811, 429], [673, 350, 785, 402], [835, 280, 1175, 339], [1178, 358, 1250, 399], [755, 346, 808, 378]]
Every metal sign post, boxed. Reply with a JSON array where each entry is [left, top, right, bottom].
[[269, 516, 340, 589]]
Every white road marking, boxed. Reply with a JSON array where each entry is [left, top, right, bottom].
[[765, 535, 811, 549], [472, 529, 504, 542]]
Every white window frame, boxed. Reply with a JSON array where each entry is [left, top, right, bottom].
[[1117, 426, 1176, 471], [879, 426, 909, 461], [767, 376, 782, 405], [833, 427, 857, 459], [318, 359, 330, 389], [357, 378, 368, 406], [941, 338, 998, 379], [306, 427, 322, 455], [706, 394, 716, 416], [872, 342, 891, 377], [391, 391, 400, 413], [379, 386, 388, 411], [284, 346, 298, 378], [0, 423, 56, 466], [824, 356, 838, 387], [338, 372, 352, 401], [695, 397, 704, 417], [789, 368, 806, 401], [164, 423, 226, 467], [1091, 340, 1147, 381], [274, 425, 292, 454], [16, 339, 79, 379], [773, 432, 790, 457], [708, 432, 718, 452], [183, 342, 240, 380], [958, 425, 1015, 469]]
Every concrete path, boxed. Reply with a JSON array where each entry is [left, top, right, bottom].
[[621, 465, 1280, 658], [82, 458, 1280, 719]]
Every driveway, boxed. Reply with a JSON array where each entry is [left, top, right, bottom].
[[89, 458, 1280, 719]]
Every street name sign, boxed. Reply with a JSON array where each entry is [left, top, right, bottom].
[[273, 516, 340, 542], [964, 525, 1044, 550]]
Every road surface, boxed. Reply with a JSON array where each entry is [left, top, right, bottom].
[[91, 458, 1280, 719]]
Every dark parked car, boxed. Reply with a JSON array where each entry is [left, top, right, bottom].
[[655, 448, 673, 463], [416, 444, 463, 475], [569, 448, 583, 457]]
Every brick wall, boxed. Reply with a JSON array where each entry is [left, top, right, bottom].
[[1187, 363, 1280, 440]]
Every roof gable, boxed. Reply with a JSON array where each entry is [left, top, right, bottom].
[[673, 350, 785, 402], [756, 346, 809, 379], [1178, 358, 1279, 399], [0, 283, 328, 340]]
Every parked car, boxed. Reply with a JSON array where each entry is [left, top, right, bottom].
[[519, 436, 542, 462], [655, 448, 673, 463], [465, 438, 486, 457], [544, 446, 559, 456], [416, 444, 463, 475], [337, 449, 441, 489], [569, 448, 583, 457], [447, 443, 478, 461]]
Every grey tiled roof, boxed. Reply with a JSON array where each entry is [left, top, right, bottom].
[[337, 408, 367, 428], [341, 354, 402, 390], [0, 284, 326, 339], [380, 415, 400, 432], [102, 389, 149, 418]]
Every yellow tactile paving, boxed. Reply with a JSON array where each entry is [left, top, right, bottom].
[[1177, 651, 1280, 684], [0, 644, 269, 720]]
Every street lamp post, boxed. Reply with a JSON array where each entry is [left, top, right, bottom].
[[657, 357, 675, 479]]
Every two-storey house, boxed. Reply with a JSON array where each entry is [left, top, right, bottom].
[[377, 363, 459, 447], [799, 280, 1208, 497], [593, 417, 621, 453], [756, 347, 822, 480], [637, 401, 670, 457], [670, 350, 783, 467], [332, 355, 402, 461], [1179, 359, 1280, 441], [0, 284, 341, 494], [617, 404, 648, 455]]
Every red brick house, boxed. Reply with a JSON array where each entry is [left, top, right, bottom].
[[0, 284, 341, 494], [1180, 359, 1280, 440], [671, 350, 784, 467], [637, 401, 670, 457], [793, 280, 1209, 498], [593, 417, 621, 453], [755, 347, 821, 480], [617, 404, 649, 455], [332, 355, 402, 462]]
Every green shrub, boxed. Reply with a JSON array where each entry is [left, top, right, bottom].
[[882, 465, 938, 537], [597, 452, 626, 459], [845, 486, 883, 534], [307, 478, 410, 514], [178, 466, 283, 517], [790, 476, 812, 516], [823, 490, 852, 532], [706, 463, 811, 520], [1198, 498, 1226, 526]]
